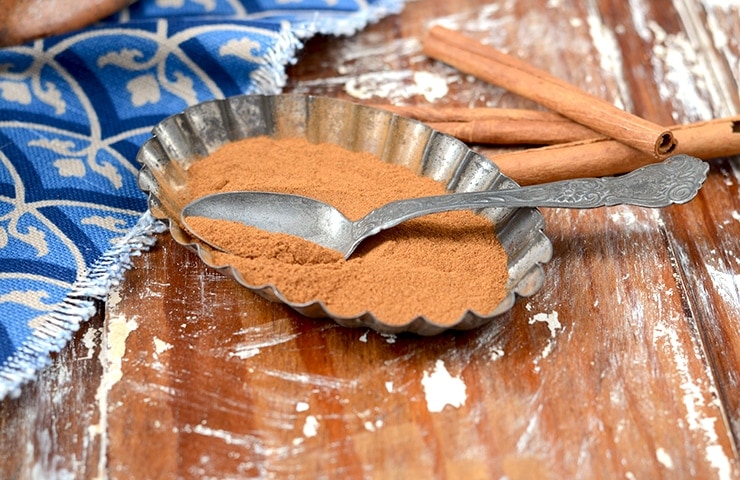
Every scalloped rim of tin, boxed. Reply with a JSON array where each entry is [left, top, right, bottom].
[[137, 94, 553, 335]]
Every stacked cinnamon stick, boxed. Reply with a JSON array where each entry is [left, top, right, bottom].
[[381, 25, 740, 185]]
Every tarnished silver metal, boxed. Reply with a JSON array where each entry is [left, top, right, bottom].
[[182, 154, 707, 259], [137, 94, 556, 334]]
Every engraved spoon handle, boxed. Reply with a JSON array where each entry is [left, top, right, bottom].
[[353, 155, 708, 240]]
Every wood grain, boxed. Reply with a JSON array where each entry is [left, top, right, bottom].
[[2, 0, 739, 478]]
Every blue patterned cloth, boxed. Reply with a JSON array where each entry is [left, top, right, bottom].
[[0, 0, 404, 399]]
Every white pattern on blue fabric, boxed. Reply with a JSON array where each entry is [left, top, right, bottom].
[[0, 0, 405, 399]]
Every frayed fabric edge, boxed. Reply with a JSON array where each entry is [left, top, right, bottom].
[[242, 0, 407, 39], [245, 0, 408, 90], [246, 20, 304, 94], [0, 211, 167, 400]]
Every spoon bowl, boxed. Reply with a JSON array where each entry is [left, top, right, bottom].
[[182, 154, 707, 259], [183, 191, 355, 254]]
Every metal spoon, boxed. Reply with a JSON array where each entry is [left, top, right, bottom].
[[182, 154, 707, 259]]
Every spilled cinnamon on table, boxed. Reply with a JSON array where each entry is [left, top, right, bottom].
[[185, 136, 509, 326]]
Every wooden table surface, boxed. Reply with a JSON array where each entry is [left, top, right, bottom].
[[2, 0, 740, 478]]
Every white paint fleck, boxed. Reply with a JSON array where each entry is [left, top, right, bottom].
[[89, 286, 139, 479], [529, 311, 561, 338], [529, 311, 562, 361], [706, 444, 733, 479], [364, 419, 384, 432], [412, 71, 449, 102], [104, 317, 138, 389], [344, 70, 414, 100], [380, 333, 397, 344], [302, 415, 319, 438], [489, 346, 505, 361], [385, 381, 394, 393], [421, 359, 467, 413], [80, 325, 100, 360], [153, 337, 173, 356], [296, 401, 310, 413], [344, 69, 450, 104], [656, 447, 674, 469]]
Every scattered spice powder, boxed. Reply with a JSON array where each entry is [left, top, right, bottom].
[[185, 136, 509, 326]]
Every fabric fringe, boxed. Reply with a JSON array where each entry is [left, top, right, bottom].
[[247, 21, 304, 94], [0, 213, 167, 400], [290, 0, 406, 38]]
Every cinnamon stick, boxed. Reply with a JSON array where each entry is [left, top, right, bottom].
[[381, 106, 601, 145], [382, 105, 567, 122], [489, 116, 740, 185], [422, 26, 677, 159], [427, 120, 598, 145]]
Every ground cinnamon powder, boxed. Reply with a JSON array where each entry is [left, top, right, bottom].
[[185, 136, 509, 326]]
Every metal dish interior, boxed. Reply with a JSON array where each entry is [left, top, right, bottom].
[[136, 94, 553, 335]]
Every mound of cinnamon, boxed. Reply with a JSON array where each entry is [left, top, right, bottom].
[[185, 136, 510, 327]]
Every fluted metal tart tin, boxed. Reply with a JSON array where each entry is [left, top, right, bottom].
[[136, 94, 553, 335]]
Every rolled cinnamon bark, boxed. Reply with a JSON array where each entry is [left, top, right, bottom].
[[383, 105, 567, 122], [381, 106, 602, 145], [428, 120, 598, 145], [422, 26, 677, 159], [490, 117, 740, 184]]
